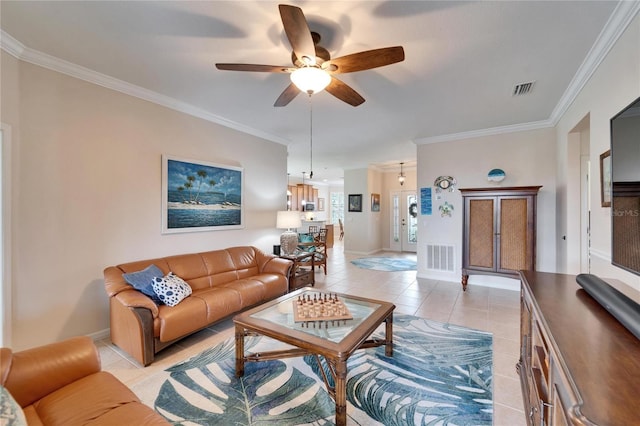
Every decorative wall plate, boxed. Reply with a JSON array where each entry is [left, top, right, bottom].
[[434, 176, 456, 192], [487, 168, 506, 182]]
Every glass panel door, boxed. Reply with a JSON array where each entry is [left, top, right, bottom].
[[403, 192, 418, 252], [390, 191, 417, 252]]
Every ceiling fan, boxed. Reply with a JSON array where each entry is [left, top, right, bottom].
[[215, 4, 405, 107]]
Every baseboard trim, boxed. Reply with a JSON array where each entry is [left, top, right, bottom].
[[87, 328, 110, 342]]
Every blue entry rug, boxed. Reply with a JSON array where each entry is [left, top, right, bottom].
[[148, 315, 493, 425], [351, 257, 417, 271]]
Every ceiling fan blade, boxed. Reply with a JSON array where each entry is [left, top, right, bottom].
[[324, 46, 405, 74], [274, 83, 301, 107], [215, 63, 294, 73], [279, 4, 316, 64], [325, 77, 365, 107]]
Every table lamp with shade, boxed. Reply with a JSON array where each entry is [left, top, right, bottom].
[[276, 211, 302, 255]]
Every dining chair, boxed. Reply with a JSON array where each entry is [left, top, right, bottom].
[[298, 228, 327, 275]]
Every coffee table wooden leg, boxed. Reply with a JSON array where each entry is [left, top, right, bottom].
[[334, 359, 348, 426], [385, 313, 394, 356], [235, 324, 245, 377]]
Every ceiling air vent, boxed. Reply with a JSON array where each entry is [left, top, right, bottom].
[[513, 81, 535, 96]]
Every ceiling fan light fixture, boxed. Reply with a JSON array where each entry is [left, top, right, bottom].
[[290, 67, 331, 94]]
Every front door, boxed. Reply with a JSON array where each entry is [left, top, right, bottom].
[[390, 191, 417, 253]]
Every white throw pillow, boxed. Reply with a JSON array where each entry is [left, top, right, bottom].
[[152, 272, 192, 307], [0, 385, 27, 426]]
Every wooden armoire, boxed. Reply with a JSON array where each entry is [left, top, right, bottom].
[[460, 186, 541, 291]]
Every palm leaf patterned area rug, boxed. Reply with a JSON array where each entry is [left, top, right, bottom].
[[145, 315, 492, 425], [350, 257, 417, 271]]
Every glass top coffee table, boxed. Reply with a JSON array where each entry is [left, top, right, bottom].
[[233, 288, 395, 426]]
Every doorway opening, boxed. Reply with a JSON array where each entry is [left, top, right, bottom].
[[566, 114, 591, 273]]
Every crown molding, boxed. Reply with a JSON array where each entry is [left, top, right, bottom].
[[549, 1, 640, 125], [2, 1, 638, 147], [415, 1, 640, 146], [0, 30, 25, 58], [414, 119, 553, 145], [0, 30, 289, 146]]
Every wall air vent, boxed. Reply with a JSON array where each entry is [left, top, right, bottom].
[[512, 81, 535, 96], [425, 244, 455, 272]]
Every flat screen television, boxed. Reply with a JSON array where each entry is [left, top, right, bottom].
[[610, 95, 640, 276]]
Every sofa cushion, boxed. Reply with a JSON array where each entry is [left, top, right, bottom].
[[123, 265, 164, 304], [220, 279, 266, 308], [31, 372, 153, 426], [0, 385, 27, 426], [152, 273, 192, 307], [157, 297, 209, 342], [190, 287, 243, 323]]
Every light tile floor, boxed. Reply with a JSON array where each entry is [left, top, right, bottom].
[[99, 240, 526, 425]]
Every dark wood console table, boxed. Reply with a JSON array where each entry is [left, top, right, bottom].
[[518, 271, 640, 425]]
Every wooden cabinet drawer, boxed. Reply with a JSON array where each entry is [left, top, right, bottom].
[[291, 269, 314, 291]]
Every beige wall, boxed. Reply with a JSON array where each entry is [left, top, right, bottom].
[[343, 168, 370, 254], [2, 54, 287, 350], [416, 127, 557, 286], [556, 14, 640, 291], [415, 13, 640, 293]]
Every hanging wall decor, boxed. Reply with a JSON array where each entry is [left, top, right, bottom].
[[371, 193, 381, 212], [420, 187, 432, 215], [487, 168, 506, 182], [434, 176, 457, 193], [439, 201, 454, 217], [162, 155, 244, 233], [348, 194, 363, 212]]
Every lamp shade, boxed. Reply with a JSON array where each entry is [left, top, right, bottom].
[[290, 67, 331, 94], [276, 211, 302, 229]]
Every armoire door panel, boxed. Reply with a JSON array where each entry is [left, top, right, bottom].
[[499, 198, 529, 271], [468, 199, 494, 268]]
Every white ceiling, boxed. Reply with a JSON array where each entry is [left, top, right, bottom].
[[1, 1, 631, 185]]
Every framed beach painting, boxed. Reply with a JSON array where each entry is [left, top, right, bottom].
[[162, 155, 244, 233]]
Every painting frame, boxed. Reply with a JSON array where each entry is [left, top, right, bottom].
[[600, 149, 611, 207], [162, 155, 244, 233], [371, 193, 380, 212], [348, 194, 363, 212]]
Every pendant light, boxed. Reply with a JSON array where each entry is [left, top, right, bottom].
[[398, 162, 406, 186]]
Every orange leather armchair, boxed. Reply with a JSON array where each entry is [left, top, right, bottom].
[[0, 336, 169, 425]]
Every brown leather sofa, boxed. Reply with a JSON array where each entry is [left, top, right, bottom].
[[0, 336, 169, 425], [104, 246, 291, 366]]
